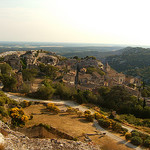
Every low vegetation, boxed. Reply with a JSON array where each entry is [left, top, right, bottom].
[[10, 107, 29, 126], [86, 66, 105, 76], [125, 130, 150, 148], [47, 103, 60, 114], [118, 114, 150, 128]]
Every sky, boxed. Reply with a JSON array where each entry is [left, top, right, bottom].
[[0, 0, 150, 46]]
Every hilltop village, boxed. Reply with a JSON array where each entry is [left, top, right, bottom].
[[0, 50, 141, 95], [1, 50, 150, 150]]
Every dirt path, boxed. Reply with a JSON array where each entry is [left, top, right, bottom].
[[93, 120, 142, 150], [5, 92, 142, 149]]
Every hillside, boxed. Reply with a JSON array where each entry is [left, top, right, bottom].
[[105, 47, 150, 84], [0, 50, 150, 149]]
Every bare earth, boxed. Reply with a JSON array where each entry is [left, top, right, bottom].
[[23, 104, 133, 150]]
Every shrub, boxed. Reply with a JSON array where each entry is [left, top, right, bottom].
[[20, 83, 30, 94], [20, 100, 31, 108], [66, 107, 77, 114], [36, 85, 55, 100], [54, 83, 76, 100], [47, 103, 60, 114], [0, 106, 8, 117], [98, 119, 112, 128], [131, 131, 140, 137], [125, 132, 132, 140], [0, 98, 5, 106], [111, 122, 123, 133], [144, 139, 150, 148], [84, 113, 94, 122], [10, 107, 28, 126], [94, 112, 102, 120], [131, 136, 143, 146], [84, 110, 91, 115]]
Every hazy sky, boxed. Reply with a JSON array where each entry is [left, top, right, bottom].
[[1, 0, 150, 45]]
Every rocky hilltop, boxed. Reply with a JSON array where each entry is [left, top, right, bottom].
[[0, 121, 100, 150], [0, 50, 141, 93]]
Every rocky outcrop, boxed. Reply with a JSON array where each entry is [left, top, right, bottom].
[[4, 54, 22, 70], [0, 121, 100, 150], [40, 55, 59, 66]]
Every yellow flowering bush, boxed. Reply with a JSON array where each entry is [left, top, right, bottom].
[[84, 110, 94, 122], [66, 107, 78, 114], [98, 114, 127, 134], [10, 107, 28, 126], [94, 112, 107, 120], [21, 115, 29, 122], [47, 103, 60, 114], [84, 113, 94, 122]]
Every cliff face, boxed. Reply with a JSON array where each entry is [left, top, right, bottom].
[[0, 121, 100, 150]]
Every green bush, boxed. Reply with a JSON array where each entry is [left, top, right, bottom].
[[0, 98, 5, 106], [131, 131, 140, 137], [86, 67, 105, 76], [98, 119, 112, 128], [144, 138, 150, 148], [131, 136, 143, 146], [54, 83, 76, 100], [20, 83, 30, 94], [0, 106, 8, 117], [20, 100, 31, 108], [36, 85, 55, 100], [111, 122, 123, 133]]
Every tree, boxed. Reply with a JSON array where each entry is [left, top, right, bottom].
[[143, 98, 146, 108], [98, 86, 110, 98], [0, 63, 12, 75], [39, 63, 58, 79], [20, 83, 30, 94], [131, 136, 143, 146], [36, 85, 55, 100], [22, 68, 38, 82], [0, 74, 17, 91], [54, 83, 76, 100]]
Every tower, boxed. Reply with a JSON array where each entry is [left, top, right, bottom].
[[105, 62, 110, 72]]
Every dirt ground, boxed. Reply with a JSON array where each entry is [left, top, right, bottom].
[[22, 104, 133, 150]]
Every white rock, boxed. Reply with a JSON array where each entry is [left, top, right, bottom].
[[0, 133, 4, 144]]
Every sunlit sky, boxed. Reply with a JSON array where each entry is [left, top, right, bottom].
[[1, 0, 150, 46]]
